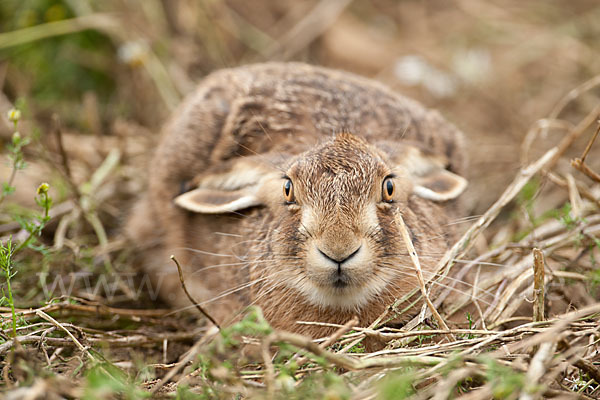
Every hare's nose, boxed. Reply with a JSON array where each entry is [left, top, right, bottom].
[[317, 245, 361, 265]]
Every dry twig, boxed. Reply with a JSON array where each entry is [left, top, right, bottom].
[[171, 255, 221, 329], [532, 248, 545, 323], [571, 119, 600, 182], [396, 213, 454, 340]]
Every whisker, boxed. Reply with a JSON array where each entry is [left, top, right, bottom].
[[173, 247, 237, 258], [213, 232, 243, 238], [382, 262, 497, 290], [444, 215, 483, 226], [450, 259, 508, 268], [187, 256, 303, 277], [200, 278, 268, 305], [380, 252, 509, 268], [377, 264, 497, 300], [231, 140, 287, 174], [378, 271, 494, 306]]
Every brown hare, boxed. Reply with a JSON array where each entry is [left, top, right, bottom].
[[127, 62, 468, 339]]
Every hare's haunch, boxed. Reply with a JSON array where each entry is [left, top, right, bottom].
[[127, 62, 468, 339]]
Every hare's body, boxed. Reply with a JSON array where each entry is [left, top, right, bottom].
[[128, 63, 467, 337]]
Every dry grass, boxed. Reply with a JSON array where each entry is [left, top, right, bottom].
[[1, 0, 599, 398]]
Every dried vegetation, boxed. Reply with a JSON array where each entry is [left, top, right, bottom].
[[1, 0, 600, 398]]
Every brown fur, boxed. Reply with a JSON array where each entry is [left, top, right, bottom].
[[127, 62, 468, 338]]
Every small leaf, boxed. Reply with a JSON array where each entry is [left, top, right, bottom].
[[2, 183, 15, 197]]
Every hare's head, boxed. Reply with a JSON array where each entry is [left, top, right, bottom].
[[174, 133, 467, 312]]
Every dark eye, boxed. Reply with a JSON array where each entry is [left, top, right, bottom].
[[283, 179, 295, 203], [382, 177, 395, 203]]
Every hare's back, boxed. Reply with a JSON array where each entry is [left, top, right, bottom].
[[153, 63, 465, 193]]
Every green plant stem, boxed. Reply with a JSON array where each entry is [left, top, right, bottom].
[[0, 120, 24, 207], [14, 191, 50, 254], [2, 191, 51, 341], [1, 241, 17, 339], [0, 168, 17, 206], [0, 129, 19, 207], [5, 264, 16, 339], [0, 14, 119, 50]]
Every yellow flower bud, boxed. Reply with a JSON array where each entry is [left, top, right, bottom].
[[37, 182, 50, 195], [7, 109, 21, 123]]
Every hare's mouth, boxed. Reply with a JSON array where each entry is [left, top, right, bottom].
[[297, 277, 386, 311], [332, 277, 349, 288], [329, 270, 351, 289], [300, 245, 389, 310]]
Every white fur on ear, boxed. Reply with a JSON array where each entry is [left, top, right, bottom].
[[174, 188, 262, 214], [174, 156, 283, 214], [387, 144, 467, 202], [414, 170, 468, 201]]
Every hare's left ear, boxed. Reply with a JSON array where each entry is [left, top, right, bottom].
[[388, 145, 467, 202], [175, 187, 261, 214], [174, 159, 278, 214]]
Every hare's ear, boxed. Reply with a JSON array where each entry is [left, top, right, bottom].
[[174, 188, 261, 214], [413, 169, 467, 201], [391, 145, 467, 202], [174, 160, 277, 214]]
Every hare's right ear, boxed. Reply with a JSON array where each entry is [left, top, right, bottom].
[[174, 160, 279, 214], [412, 169, 467, 202], [389, 145, 467, 202]]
